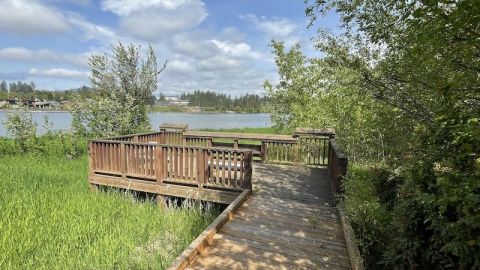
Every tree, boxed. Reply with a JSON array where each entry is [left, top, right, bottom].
[[0, 80, 7, 92], [299, 0, 480, 268], [70, 43, 166, 137]]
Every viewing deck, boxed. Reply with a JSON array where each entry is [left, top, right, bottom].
[[88, 125, 362, 269], [181, 164, 352, 270]]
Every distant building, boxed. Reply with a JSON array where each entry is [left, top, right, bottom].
[[163, 96, 189, 106]]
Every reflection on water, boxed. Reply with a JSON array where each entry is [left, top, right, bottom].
[[0, 111, 271, 137]]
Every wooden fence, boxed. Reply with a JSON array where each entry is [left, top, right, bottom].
[[100, 130, 333, 166], [89, 127, 348, 203], [89, 140, 253, 191], [327, 138, 348, 197]]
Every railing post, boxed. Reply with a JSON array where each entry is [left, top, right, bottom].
[[242, 151, 253, 190], [120, 142, 126, 179], [155, 145, 165, 184], [207, 138, 212, 147], [196, 149, 207, 188], [88, 141, 97, 191], [260, 141, 266, 164], [133, 135, 139, 142], [233, 139, 239, 149]]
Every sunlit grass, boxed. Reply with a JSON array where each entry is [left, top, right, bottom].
[[0, 154, 218, 269]]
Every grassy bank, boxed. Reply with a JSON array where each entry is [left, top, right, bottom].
[[0, 152, 218, 269], [198, 127, 277, 134]]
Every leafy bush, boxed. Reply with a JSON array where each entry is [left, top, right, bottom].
[[0, 137, 17, 156], [343, 112, 480, 269], [342, 165, 396, 269], [3, 108, 38, 153], [39, 132, 87, 159]]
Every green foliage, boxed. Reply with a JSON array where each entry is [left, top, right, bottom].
[[4, 107, 38, 153], [265, 41, 409, 162], [70, 42, 166, 137], [342, 165, 396, 269], [180, 90, 268, 113], [264, 0, 480, 268], [0, 154, 218, 269]]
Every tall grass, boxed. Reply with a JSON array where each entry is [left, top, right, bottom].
[[0, 154, 218, 269]]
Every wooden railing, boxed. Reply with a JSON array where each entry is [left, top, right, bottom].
[[89, 140, 253, 190], [99, 129, 333, 166], [88, 126, 347, 204], [327, 138, 348, 196]]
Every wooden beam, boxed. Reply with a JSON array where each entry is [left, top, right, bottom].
[[339, 208, 364, 270], [89, 175, 240, 204], [167, 189, 251, 270]]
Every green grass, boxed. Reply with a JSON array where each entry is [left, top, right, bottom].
[[198, 127, 277, 134], [0, 154, 218, 269], [198, 127, 279, 145]]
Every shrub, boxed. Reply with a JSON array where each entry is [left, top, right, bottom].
[[342, 165, 396, 269], [4, 108, 38, 153]]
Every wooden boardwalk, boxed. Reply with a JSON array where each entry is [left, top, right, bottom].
[[184, 164, 352, 270]]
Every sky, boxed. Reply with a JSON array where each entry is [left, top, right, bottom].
[[0, 0, 340, 96]]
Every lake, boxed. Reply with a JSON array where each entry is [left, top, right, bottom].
[[0, 111, 271, 137]]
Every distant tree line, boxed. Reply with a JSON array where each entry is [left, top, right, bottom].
[[0, 80, 92, 101], [179, 90, 268, 113], [0, 80, 35, 93]]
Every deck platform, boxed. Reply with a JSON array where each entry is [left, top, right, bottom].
[[183, 164, 352, 270]]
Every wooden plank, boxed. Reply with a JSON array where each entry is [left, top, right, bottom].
[[89, 175, 240, 203], [222, 221, 347, 250], [221, 225, 348, 260], [234, 208, 342, 234], [167, 189, 251, 270], [212, 233, 351, 268], [189, 253, 293, 270], [183, 130, 297, 142], [205, 236, 350, 269], [339, 208, 365, 270], [227, 217, 345, 242]]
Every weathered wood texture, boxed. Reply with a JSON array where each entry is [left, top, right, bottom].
[[88, 140, 254, 203], [327, 139, 348, 196], [99, 127, 334, 166], [181, 164, 353, 270]]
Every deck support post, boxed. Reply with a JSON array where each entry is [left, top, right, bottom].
[[233, 139, 239, 150]]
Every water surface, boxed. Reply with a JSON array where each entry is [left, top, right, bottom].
[[0, 111, 271, 137]]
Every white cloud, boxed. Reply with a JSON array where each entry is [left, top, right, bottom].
[[29, 68, 89, 79], [0, 47, 91, 67], [101, 0, 191, 16], [168, 33, 220, 60], [243, 14, 298, 39], [66, 13, 119, 44], [240, 14, 303, 46], [211, 40, 262, 59], [166, 60, 195, 74], [0, 0, 70, 35], [101, 0, 208, 41]]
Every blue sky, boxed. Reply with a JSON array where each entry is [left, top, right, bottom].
[[0, 0, 340, 96]]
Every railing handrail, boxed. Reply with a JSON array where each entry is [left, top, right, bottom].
[[89, 139, 256, 154], [183, 131, 298, 142], [327, 138, 348, 201], [89, 140, 254, 190]]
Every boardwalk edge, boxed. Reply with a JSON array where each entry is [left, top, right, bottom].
[[339, 208, 365, 270], [167, 189, 251, 270]]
